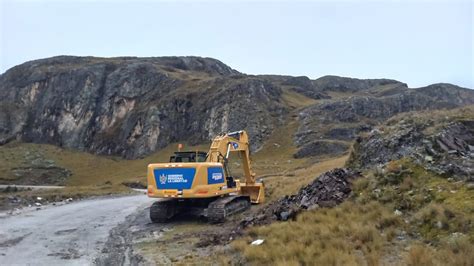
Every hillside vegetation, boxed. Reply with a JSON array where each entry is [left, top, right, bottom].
[[231, 107, 474, 265]]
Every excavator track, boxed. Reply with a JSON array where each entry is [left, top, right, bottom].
[[149, 199, 178, 223], [207, 195, 251, 223]]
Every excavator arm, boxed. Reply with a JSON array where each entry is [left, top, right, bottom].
[[206, 130, 264, 203], [207, 130, 254, 183]]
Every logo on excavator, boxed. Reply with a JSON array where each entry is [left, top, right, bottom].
[[212, 172, 223, 181], [159, 174, 167, 184], [231, 142, 239, 149], [207, 167, 225, 184]]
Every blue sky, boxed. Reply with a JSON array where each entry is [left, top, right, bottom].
[[1, 0, 473, 88]]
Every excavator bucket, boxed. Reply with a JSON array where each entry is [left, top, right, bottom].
[[240, 182, 265, 204]]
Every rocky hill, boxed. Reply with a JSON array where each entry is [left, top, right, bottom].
[[348, 106, 474, 181], [0, 56, 286, 159], [0, 56, 473, 159], [294, 82, 474, 158]]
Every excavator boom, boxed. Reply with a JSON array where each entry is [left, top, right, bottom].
[[206, 130, 263, 202]]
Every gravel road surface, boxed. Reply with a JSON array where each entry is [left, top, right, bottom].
[[0, 194, 153, 265]]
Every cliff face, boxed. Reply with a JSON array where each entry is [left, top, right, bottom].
[[0, 56, 473, 159], [0, 56, 286, 159]]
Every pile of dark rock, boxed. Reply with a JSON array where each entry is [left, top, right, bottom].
[[242, 168, 361, 227]]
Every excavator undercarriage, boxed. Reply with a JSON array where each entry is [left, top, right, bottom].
[[149, 195, 251, 223]]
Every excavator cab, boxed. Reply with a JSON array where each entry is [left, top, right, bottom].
[[169, 151, 207, 162]]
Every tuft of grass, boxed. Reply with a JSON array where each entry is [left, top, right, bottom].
[[406, 245, 434, 266], [379, 160, 414, 186], [413, 203, 472, 243], [405, 237, 474, 266]]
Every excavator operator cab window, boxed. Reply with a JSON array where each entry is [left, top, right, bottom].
[[170, 151, 207, 163]]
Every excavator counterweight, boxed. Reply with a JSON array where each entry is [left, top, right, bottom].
[[147, 130, 264, 222]]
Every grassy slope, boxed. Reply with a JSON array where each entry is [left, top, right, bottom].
[[231, 135, 474, 265], [0, 141, 209, 186], [0, 141, 208, 206]]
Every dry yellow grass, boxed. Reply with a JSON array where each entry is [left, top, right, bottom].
[[231, 158, 474, 265], [405, 238, 474, 266], [280, 87, 318, 108], [0, 141, 209, 186], [232, 201, 401, 265]]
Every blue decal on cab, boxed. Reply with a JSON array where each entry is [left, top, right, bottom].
[[207, 167, 225, 184], [154, 168, 196, 190]]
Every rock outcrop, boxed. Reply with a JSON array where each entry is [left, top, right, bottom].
[[282, 76, 330, 99], [348, 106, 474, 181], [313, 75, 406, 93], [295, 84, 474, 158], [0, 56, 286, 159]]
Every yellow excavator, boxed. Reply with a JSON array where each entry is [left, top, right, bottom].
[[146, 130, 264, 223]]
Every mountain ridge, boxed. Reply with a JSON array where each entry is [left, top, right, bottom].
[[0, 56, 472, 159]]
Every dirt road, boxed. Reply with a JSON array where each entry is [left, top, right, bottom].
[[0, 185, 65, 190], [0, 194, 153, 265]]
